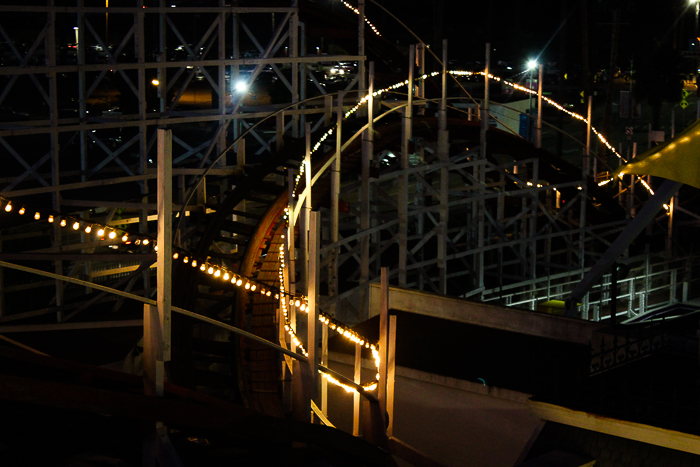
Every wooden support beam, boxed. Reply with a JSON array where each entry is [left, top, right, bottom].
[[387, 314, 397, 438]]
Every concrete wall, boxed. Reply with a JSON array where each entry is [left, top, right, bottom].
[[326, 353, 545, 467]]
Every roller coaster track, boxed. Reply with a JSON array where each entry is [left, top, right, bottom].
[[171, 88, 629, 413]]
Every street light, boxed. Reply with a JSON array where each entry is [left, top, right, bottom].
[[526, 59, 538, 141]]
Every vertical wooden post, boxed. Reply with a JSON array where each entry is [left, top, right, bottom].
[[387, 314, 397, 438], [399, 47, 414, 288], [321, 323, 328, 415], [308, 211, 320, 405], [438, 40, 449, 294], [358, 0, 366, 104], [143, 304, 165, 397], [300, 123, 312, 291], [299, 22, 306, 132], [361, 64, 374, 284], [480, 43, 490, 161], [330, 91, 343, 299], [143, 128, 174, 466], [378, 267, 389, 423], [136, 0, 150, 293], [157, 128, 172, 362], [48, 1, 63, 321], [290, 9, 299, 138], [353, 342, 362, 436], [287, 167, 297, 354], [276, 112, 285, 153], [324, 94, 333, 127], [585, 95, 592, 176]]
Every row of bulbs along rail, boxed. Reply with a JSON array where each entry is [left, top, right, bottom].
[[0, 69, 660, 395], [0, 196, 382, 394], [289, 70, 656, 203]]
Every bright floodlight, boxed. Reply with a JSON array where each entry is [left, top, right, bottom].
[[527, 59, 538, 71], [234, 81, 248, 92]]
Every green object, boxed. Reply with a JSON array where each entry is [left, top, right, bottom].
[[680, 99, 689, 109]]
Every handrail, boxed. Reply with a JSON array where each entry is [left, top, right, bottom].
[[0, 260, 307, 364], [0, 259, 382, 406]]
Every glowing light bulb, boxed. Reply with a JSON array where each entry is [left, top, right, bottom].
[[72, 221, 80, 230], [300, 304, 306, 311], [214, 269, 221, 277], [60, 219, 67, 227], [244, 282, 251, 290], [207, 266, 214, 274], [173, 253, 179, 259], [122, 234, 128, 242], [295, 299, 301, 307], [97, 228, 105, 236], [18, 206, 25, 215], [223, 272, 230, 280], [142, 239, 149, 245], [48, 215, 54, 223], [250, 284, 256, 291], [236, 279, 243, 286], [4, 202, 11, 212], [183, 256, 189, 264], [200, 264, 206, 271], [154, 245, 158, 252], [266, 291, 271, 297], [85, 225, 91, 233], [108, 231, 117, 239], [34, 212, 40, 220]]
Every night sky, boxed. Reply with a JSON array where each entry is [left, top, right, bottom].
[[366, 0, 698, 73]]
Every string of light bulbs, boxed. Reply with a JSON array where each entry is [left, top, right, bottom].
[[277, 242, 380, 392], [0, 194, 381, 392], [0, 195, 300, 301], [338, 0, 382, 36]]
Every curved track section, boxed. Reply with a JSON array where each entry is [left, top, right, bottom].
[[173, 104, 629, 413]]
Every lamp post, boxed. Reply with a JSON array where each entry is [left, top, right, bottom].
[[527, 59, 538, 142]]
